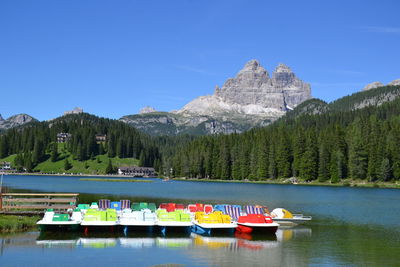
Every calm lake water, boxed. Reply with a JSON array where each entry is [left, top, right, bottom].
[[1, 175, 400, 267]]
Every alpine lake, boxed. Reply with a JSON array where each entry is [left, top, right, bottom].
[[1, 175, 399, 267]]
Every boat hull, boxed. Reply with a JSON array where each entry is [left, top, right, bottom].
[[236, 223, 279, 234], [120, 222, 156, 234], [272, 218, 311, 226], [192, 222, 237, 235], [157, 221, 193, 235], [37, 222, 81, 232]]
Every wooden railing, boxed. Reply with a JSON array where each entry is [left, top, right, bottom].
[[0, 193, 79, 211]]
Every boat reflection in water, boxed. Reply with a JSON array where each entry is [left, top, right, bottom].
[[35, 227, 311, 251]]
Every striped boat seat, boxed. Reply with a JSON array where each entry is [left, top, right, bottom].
[[120, 200, 131, 210], [98, 199, 111, 210], [245, 205, 264, 215], [224, 205, 241, 221]]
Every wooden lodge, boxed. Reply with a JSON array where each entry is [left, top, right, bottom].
[[0, 162, 11, 170], [57, 133, 72, 143], [95, 134, 107, 142], [118, 166, 156, 177]]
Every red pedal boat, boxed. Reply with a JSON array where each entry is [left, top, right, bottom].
[[236, 214, 279, 234]]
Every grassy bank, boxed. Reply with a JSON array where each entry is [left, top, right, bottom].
[[0, 215, 39, 233], [172, 178, 400, 189], [80, 178, 153, 183], [1, 147, 139, 175]]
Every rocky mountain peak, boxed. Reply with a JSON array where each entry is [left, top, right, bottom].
[[238, 59, 269, 76], [177, 59, 311, 116], [274, 63, 292, 73], [388, 79, 400, 86], [241, 59, 260, 71], [8, 114, 34, 124], [139, 106, 157, 114], [64, 107, 83, 115], [0, 113, 36, 131], [362, 81, 384, 91]]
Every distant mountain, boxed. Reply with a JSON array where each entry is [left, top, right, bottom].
[[362, 79, 400, 91], [283, 84, 400, 121], [167, 84, 400, 182], [0, 113, 37, 132], [121, 60, 312, 135]]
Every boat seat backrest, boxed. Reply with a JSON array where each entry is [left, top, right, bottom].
[[120, 200, 131, 210], [224, 205, 241, 221], [175, 204, 185, 210], [195, 203, 204, 212], [99, 199, 111, 209], [43, 212, 55, 222], [71, 211, 82, 221], [132, 203, 141, 211], [159, 203, 168, 209], [245, 205, 264, 215], [214, 205, 227, 212], [187, 204, 197, 213], [204, 204, 213, 214], [148, 203, 156, 212]]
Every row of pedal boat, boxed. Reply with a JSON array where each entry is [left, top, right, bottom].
[[37, 200, 312, 235]]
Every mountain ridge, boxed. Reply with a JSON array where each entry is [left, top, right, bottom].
[[0, 113, 37, 132], [121, 59, 311, 135]]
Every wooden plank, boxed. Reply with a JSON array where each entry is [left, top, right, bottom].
[[3, 198, 77, 203], [2, 193, 79, 197], [3, 205, 76, 209], [0, 210, 44, 215]]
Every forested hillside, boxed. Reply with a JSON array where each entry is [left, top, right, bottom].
[[0, 113, 161, 173], [1, 85, 400, 181], [167, 85, 400, 182]]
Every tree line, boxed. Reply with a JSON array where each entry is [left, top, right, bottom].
[[167, 95, 400, 182], [0, 113, 161, 172]]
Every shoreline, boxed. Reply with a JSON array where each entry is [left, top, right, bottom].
[[2, 172, 399, 189], [1, 172, 159, 179], [171, 178, 400, 189], [0, 215, 39, 233]]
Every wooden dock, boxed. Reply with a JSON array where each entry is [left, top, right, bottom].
[[0, 193, 79, 215]]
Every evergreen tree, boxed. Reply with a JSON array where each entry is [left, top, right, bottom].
[[32, 139, 45, 164], [256, 139, 269, 179], [231, 146, 241, 180], [276, 130, 292, 178], [292, 129, 306, 177], [105, 159, 115, 174], [379, 158, 391, 181], [268, 144, 277, 179], [367, 116, 382, 182], [318, 138, 330, 182], [14, 153, 24, 170], [300, 131, 318, 181], [0, 137, 8, 158], [348, 124, 368, 179], [24, 152, 33, 172], [64, 159, 72, 171], [51, 143, 58, 162], [138, 151, 145, 167], [330, 150, 345, 183]]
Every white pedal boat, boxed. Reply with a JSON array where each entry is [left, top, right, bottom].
[[271, 208, 312, 226]]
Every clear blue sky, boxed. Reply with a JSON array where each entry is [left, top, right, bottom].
[[1, 0, 399, 120]]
